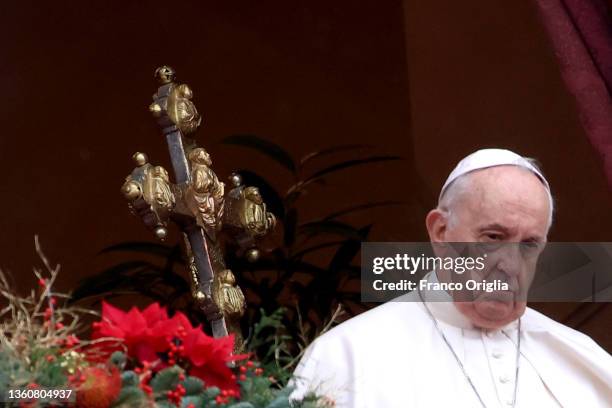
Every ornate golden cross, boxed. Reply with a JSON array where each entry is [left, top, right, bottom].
[[120, 66, 276, 344]]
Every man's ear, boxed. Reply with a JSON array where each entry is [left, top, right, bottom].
[[425, 209, 448, 243]]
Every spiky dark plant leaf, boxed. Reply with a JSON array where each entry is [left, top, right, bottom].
[[299, 144, 373, 167], [221, 134, 297, 175]]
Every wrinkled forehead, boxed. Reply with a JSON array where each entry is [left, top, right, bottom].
[[468, 165, 545, 187], [456, 166, 551, 229]]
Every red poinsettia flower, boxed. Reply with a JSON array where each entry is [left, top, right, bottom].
[[90, 301, 241, 394], [181, 328, 241, 393], [91, 302, 191, 363]]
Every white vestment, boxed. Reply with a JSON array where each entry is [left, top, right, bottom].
[[292, 274, 612, 407]]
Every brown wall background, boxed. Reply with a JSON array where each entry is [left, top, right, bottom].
[[0, 1, 610, 349]]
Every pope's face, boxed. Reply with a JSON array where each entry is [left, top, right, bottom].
[[427, 166, 550, 329]]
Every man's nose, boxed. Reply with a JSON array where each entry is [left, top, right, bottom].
[[495, 245, 523, 277]]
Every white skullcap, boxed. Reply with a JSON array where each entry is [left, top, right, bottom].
[[440, 148, 551, 202]]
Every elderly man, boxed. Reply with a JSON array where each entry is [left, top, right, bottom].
[[291, 149, 612, 407]]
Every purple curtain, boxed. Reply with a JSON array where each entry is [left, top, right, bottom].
[[535, 0, 612, 189]]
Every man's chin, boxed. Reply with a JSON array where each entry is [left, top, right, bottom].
[[474, 300, 514, 322]]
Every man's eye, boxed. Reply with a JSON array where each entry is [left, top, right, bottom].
[[484, 233, 503, 241], [520, 241, 541, 253], [479, 233, 504, 252]]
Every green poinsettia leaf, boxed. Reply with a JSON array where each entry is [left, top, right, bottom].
[[120, 371, 139, 387], [111, 385, 147, 408], [201, 386, 221, 401], [181, 376, 204, 396], [150, 366, 181, 394], [238, 376, 278, 406], [110, 351, 127, 370], [263, 387, 294, 408], [180, 395, 204, 407]]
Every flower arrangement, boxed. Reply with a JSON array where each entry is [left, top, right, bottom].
[[0, 240, 328, 408]]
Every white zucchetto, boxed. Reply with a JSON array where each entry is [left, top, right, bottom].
[[440, 148, 551, 201]]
